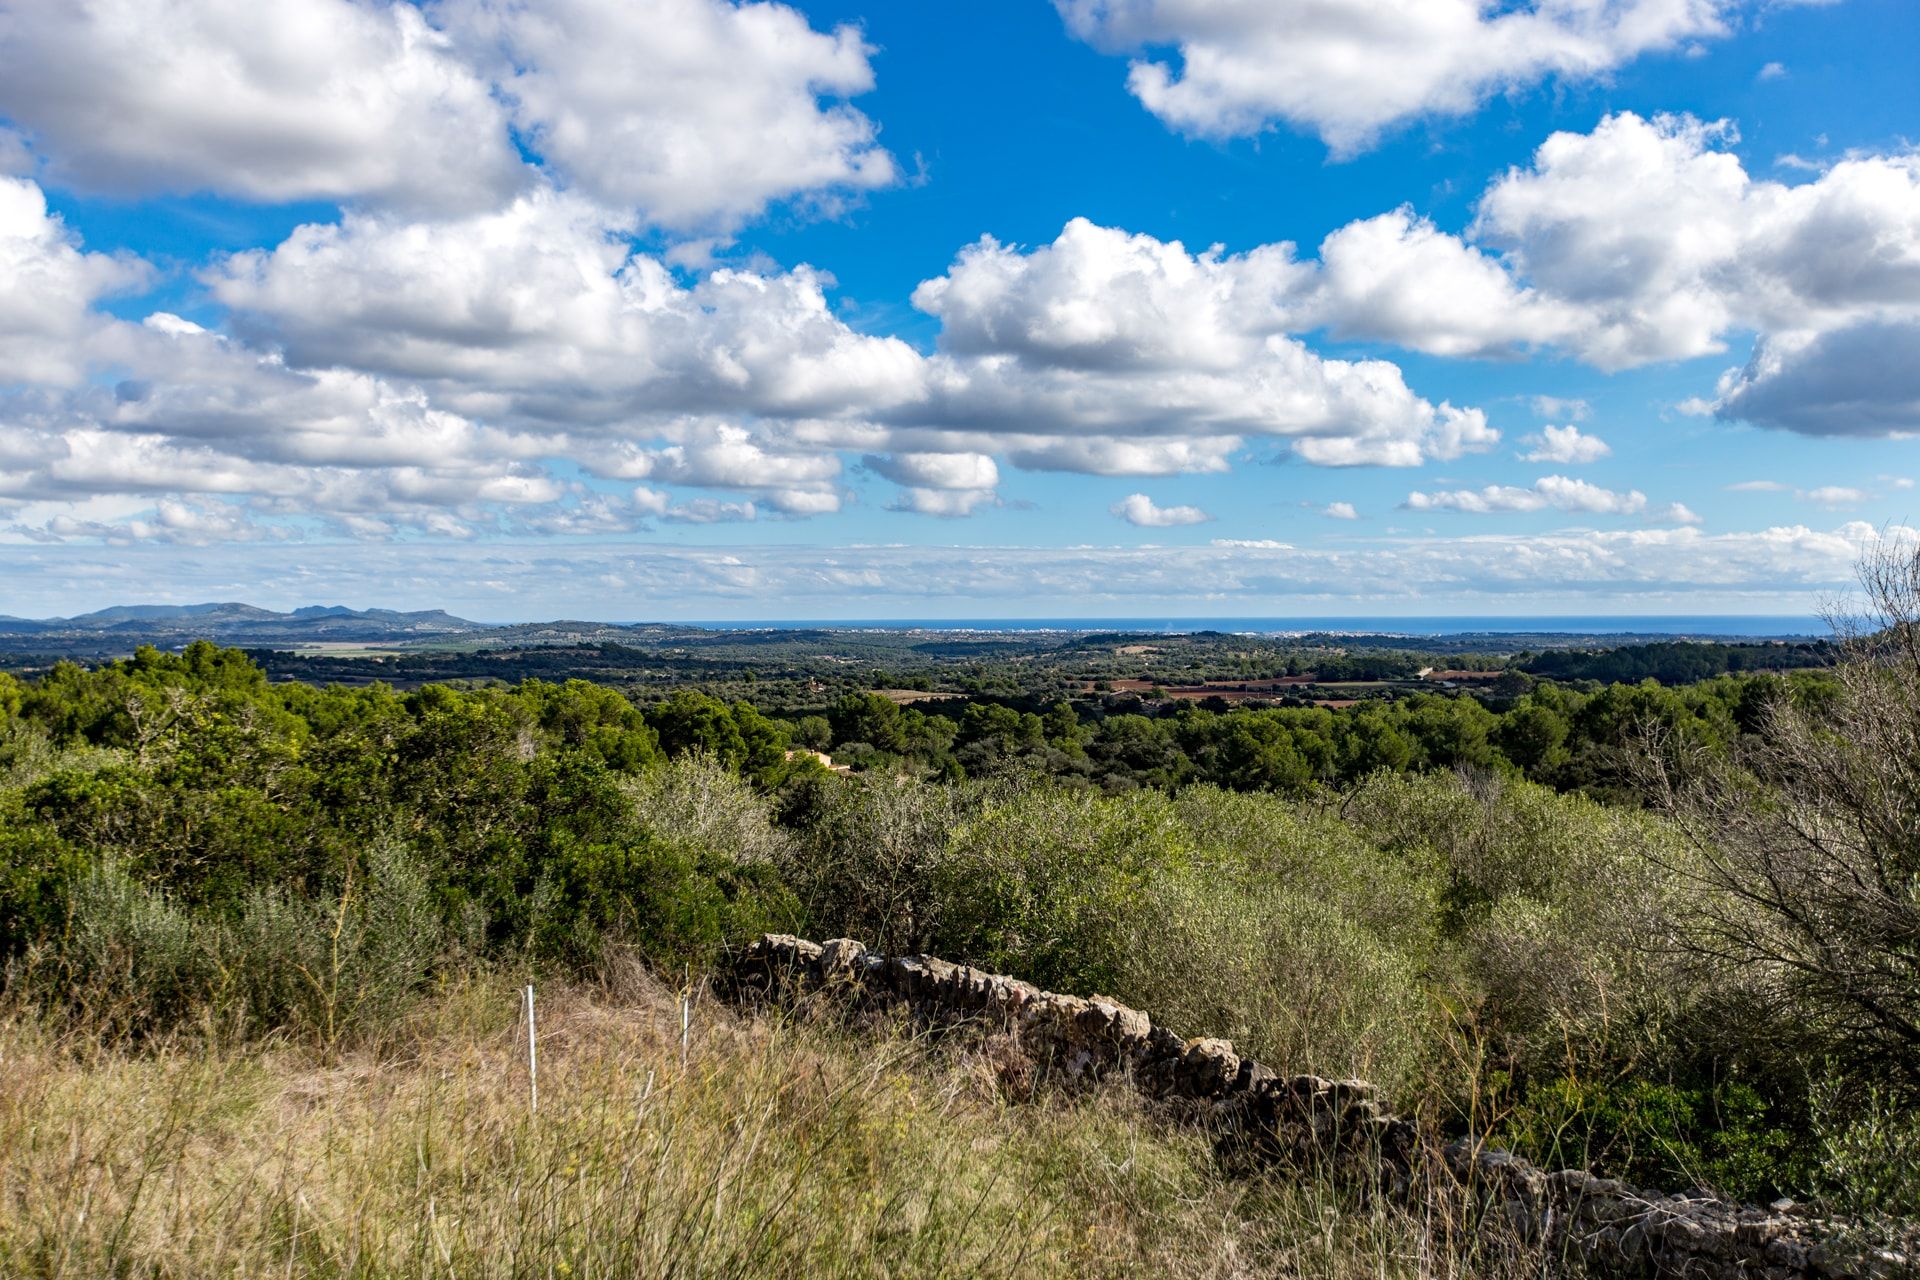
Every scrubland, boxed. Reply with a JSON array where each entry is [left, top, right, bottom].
[[4, 548, 1919, 1276]]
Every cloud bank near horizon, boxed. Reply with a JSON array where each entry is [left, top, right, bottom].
[[0, 521, 1892, 621]]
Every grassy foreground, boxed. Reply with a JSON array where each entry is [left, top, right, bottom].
[[0, 968, 1543, 1280]]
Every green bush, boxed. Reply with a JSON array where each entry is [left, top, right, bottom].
[[1172, 784, 1438, 958], [1812, 1083, 1920, 1220], [534, 828, 797, 970], [1494, 1073, 1809, 1202], [931, 785, 1190, 993], [1114, 873, 1433, 1097], [225, 840, 449, 1048], [776, 772, 970, 954], [54, 860, 222, 1037], [626, 751, 791, 866], [42, 844, 455, 1047]]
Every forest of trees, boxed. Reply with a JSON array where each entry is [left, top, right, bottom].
[[796, 670, 1824, 799], [1518, 638, 1831, 684]]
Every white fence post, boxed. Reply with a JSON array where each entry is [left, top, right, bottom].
[[525, 983, 538, 1116]]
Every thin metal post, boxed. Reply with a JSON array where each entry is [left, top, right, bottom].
[[680, 964, 691, 1072], [524, 983, 538, 1115]]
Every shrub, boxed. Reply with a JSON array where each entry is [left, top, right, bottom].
[[536, 830, 798, 970], [1646, 539, 1920, 1095], [931, 784, 1190, 993], [625, 751, 791, 865], [53, 861, 220, 1038], [1812, 1082, 1920, 1220], [225, 839, 449, 1049], [1172, 784, 1438, 958], [35, 843, 457, 1049], [776, 772, 970, 954], [1495, 1073, 1810, 1203], [1114, 872, 1433, 1097]]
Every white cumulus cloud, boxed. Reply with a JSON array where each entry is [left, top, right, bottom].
[[1712, 320, 1920, 436], [1311, 208, 1584, 357], [0, 0, 895, 230], [1111, 492, 1212, 527], [437, 0, 896, 231], [1294, 113, 1920, 435], [1470, 113, 1920, 371], [1055, 0, 1738, 153], [0, 0, 524, 214], [1519, 424, 1612, 463], [864, 451, 1000, 491], [0, 178, 150, 384], [889, 487, 997, 518], [210, 186, 928, 421], [596, 421, 845, 514], [866, 451, 1000, 515], [912, 218, 1497, 468], [1405, 475, 1649, 516]]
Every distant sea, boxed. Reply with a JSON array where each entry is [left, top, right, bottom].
[[678, 615, 1825, 638]]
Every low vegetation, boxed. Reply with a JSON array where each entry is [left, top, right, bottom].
[[0, 967, 1576, 1279]]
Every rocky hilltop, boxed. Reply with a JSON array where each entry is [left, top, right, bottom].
[[0, 602, 489, 651]]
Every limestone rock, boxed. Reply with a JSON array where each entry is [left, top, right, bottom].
[[817, 937, 869, 979], [1177, 1037, 1240, 1097]]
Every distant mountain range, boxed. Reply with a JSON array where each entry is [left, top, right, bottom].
[[0, 603, 490, 647]]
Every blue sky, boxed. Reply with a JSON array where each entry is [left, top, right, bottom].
[[0, 0, 1916, 619]]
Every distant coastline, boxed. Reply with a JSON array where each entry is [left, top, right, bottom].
[[675, 615, 1826, 639], [0, 604, 1830, 657]]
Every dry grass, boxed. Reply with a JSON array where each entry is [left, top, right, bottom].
[[0, 970, 1548, 1280]]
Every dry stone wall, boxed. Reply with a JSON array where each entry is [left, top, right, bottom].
[[729, 933, 1916, 1280]]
